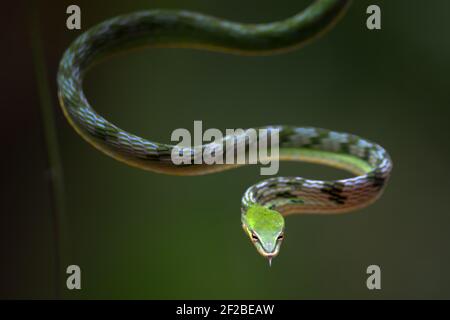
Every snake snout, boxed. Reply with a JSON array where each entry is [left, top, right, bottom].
[[262, 242, 276, 254], [261, 240, 281, 258]]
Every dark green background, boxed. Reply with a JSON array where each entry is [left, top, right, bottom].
[[2, 0, 450, 299]]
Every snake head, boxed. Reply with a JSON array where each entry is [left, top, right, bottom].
[[242, 205, 285, 265]]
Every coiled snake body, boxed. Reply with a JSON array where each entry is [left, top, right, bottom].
[[58, 0, 392, 263]]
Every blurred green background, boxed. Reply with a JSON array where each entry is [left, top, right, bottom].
[[2, 0, 450, 299]]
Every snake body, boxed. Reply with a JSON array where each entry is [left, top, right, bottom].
[[57, 0, 392, 261]]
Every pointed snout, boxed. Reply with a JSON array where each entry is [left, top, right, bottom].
[[260, 241, 281, 259], [262, 241, 277, 255]]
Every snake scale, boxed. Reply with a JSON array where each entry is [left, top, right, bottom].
[[57, 0, 392, 263]]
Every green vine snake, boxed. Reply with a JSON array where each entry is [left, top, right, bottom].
[[57, 0, 392, 264]]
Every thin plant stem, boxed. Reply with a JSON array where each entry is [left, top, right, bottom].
[[28, 2, 69, 299]]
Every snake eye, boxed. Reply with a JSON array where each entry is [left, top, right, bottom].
[[251, 233, 259, 242], [277, 234, 284, 241]]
